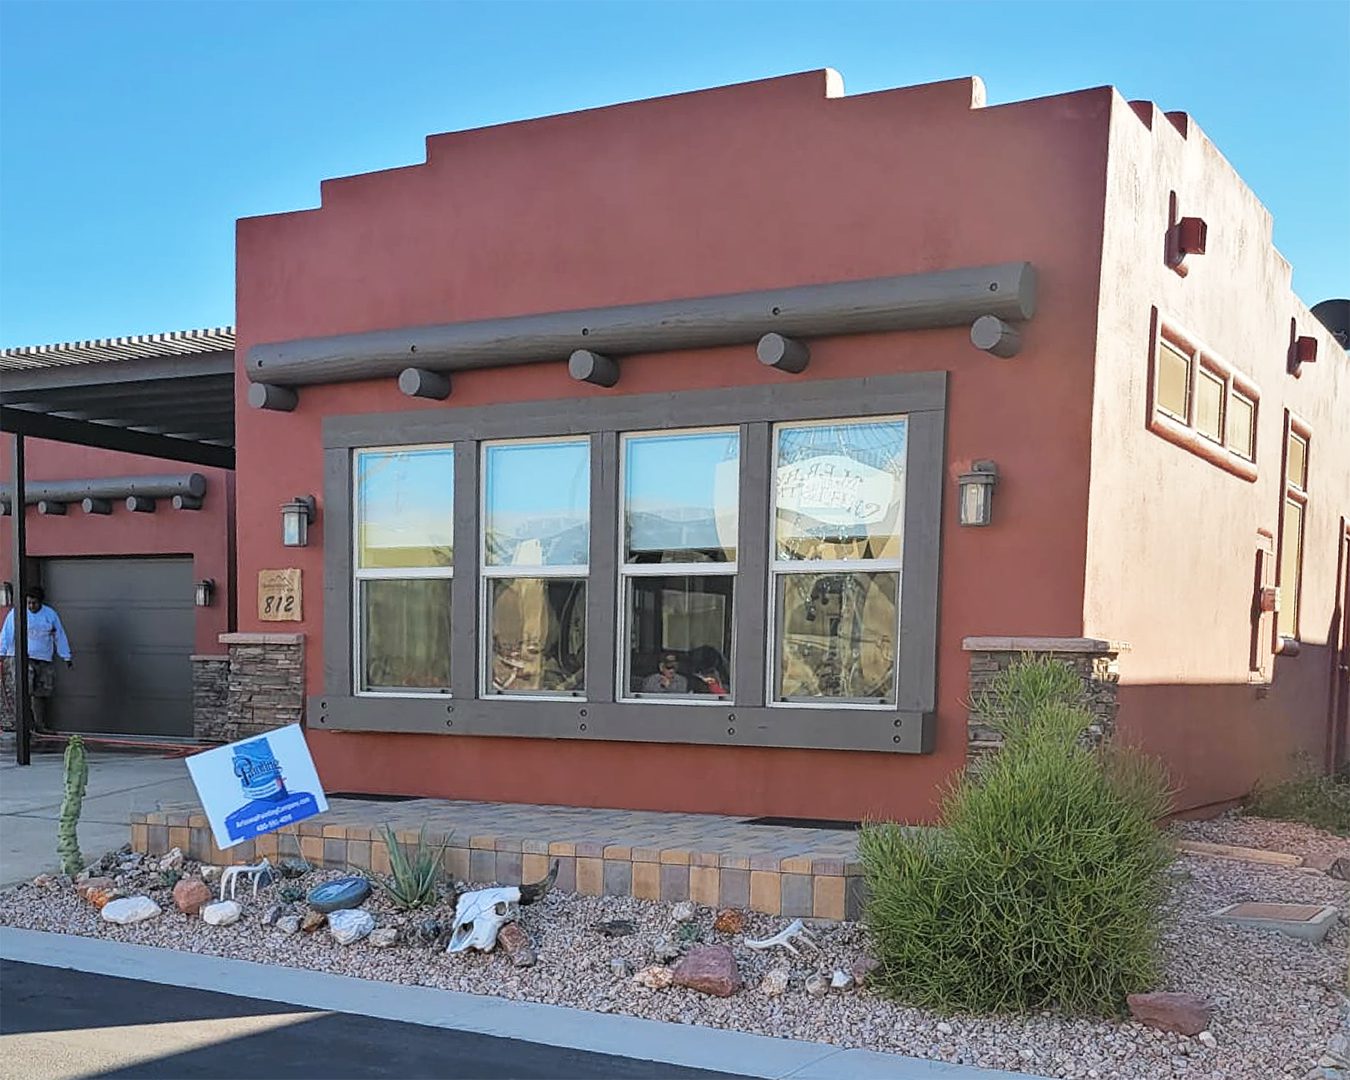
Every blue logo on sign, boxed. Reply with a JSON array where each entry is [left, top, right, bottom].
[[223, 735, 319, 842]]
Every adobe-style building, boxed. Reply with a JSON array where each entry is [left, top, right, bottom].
[[0, 329, 237, 743], [230, 71, 1347, 822]]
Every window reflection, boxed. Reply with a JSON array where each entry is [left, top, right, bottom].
[[776, 571, 897, 703], [360, 579, 452, 692], [484, 441, 590, 567], [625, 431, 739, 564], [626, 576, 733, 698], [488, 578, 586, 694], [775, 419, 907, 561], [356, 448, 454, 569]]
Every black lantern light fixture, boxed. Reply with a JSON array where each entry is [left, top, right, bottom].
[[0, 581, 12, 608], [957, 460, 999, 527], [194, 579, 215, 607], [281, 495, 317, 547]]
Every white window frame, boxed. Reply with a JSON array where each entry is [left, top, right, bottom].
[[766, 414, 907, 710], [616, 426, 739, 706], [352, 443, 455, 699], [480, 435, 591, 700]]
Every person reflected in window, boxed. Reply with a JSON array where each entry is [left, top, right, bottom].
[[689, 647, 729, 696], [641, 653, 687, 693]]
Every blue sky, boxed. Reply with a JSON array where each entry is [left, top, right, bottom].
[[1, 1, 1345, 348]]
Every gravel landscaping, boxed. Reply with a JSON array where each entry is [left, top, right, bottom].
[[2, 814, 1347, 1080]]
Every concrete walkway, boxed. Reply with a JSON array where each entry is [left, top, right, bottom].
[[0, 740, 196, 888], [0, 929, 1037, 1080]]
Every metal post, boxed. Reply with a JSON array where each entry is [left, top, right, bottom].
[[10, 433, 30, 765]]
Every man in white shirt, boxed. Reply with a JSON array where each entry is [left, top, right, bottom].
[[1, 585, 73, 734]]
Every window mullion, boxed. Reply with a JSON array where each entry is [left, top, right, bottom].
[[736, 421, 771, 709], [451, 440, 479, 700], [588, 431, 619, 704]]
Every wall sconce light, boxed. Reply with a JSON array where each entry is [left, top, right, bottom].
[[0, 581, 12, 608], [958, 461, 999, 527], [194, 579, 215, 608], [281, 495, 317, 547]]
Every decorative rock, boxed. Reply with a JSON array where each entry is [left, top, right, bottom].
[[805, 972, 829, 997], [200, 866, 222, 882], [328, 908, 375, 945], [671, 900, 697, 923], [301, 910, 328, 933], [830, 969, 853, 991], [158, 848, 185, 872], [1127, 992, 1213, 1036], [936, 1021, 955, 1036], [713, 908, 746, 935], [369, 927, 400, 948], [1197, 1030, 1217, 1049], [275, 914, 301, 935], [261, 903, 294, 927], [411, 918, 445, 948], [1328, 856, 1350, 881], [101, 896, 162, 925], [31, 874, 54, 888], [671, 944, 743, 998], [278, 858, 313, 879], [592, 919, 637, 938], [201, 900, 242, 927], [609, 957, 630, 977], [652, 937, 682, 964], [306, 876, 372, 914], [760, 967, 790, 997], [76, 876, 114, 902], [851, 954, 880, 986], [633, 965, 674, 990], [86, 888, 119, 910], [497, 921, 536, 967], [173, 878, 214, 915]]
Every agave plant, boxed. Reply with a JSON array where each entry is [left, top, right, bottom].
[[374, 825, 447, 911]]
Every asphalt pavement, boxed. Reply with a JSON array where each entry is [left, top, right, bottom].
[[1, 959, 746, 1079]]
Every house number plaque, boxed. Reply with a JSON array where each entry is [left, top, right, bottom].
[[258, 568, 302, 622]]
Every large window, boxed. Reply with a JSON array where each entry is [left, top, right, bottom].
[[354, 446, 454, 694], [482, 439, 589, 696], [771, 417, 907, 705], [620, 429, 739, 701], [1278, 417, 1310, 641]]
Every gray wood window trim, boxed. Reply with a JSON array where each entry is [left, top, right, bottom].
[[317, 373, 944, 753]]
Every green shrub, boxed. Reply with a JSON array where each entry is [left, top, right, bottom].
[[861, 656, 1173, 1015], [373, 825, 446, 910], [1247, 760, 1350, 835]]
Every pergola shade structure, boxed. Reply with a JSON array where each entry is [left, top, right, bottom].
[[1, 327, 236, 764]]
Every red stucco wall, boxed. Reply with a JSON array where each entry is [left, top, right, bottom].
[[1085, 95, 1350, 813], [0, 440, 235, 657], [234, 71, 1115, 821]]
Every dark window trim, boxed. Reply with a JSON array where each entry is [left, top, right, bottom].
[[1275, 410, 1312, 648], [315, 373, 944, 753]]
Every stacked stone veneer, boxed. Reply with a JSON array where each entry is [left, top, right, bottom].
[[130, 810, 866, 921], [198, 632, 305, 742], [962, 636, 1127, 758]]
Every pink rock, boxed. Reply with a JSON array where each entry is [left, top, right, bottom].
[[1127, 992, 1213, 1035], [671, 944, 743, 997], [172, 878, 214, 915], [851, 954, 880, 986], [75, 877, 115, 903]]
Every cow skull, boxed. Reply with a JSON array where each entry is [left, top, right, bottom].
[[446, 861, 557, 954]]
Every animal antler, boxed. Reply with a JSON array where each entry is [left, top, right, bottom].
[[744, 918, 821, 957]]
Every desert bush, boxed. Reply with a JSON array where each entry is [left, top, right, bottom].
[[373, 825, 446, 910], [1247, 759, 1350, 835], [861, 656, 1173, 1015]]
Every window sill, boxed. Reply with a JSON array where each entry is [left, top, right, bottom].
[[1148, 411, 1258, 482], [309, 694, 934, 753]]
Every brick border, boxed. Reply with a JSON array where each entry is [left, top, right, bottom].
[[130, 813, 865, 921]]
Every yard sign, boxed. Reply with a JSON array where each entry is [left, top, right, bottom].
[[185, 724, 328, 849]]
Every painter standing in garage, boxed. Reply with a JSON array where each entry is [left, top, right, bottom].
[[1, 584, 73, 734]]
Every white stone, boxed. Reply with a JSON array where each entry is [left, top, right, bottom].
[[275, 914, 301, 935], [671, 900, 697, 923], [200, 866, 222, 882], [369, 927, 400, 948], [201, 900, 242, 926], [1197, 1031, 1217, 1049], [937, 1021, 955, 1036], [830, 969, 853, 991], [328, 908, 375, 945], [760, 968, 790, 997], [100, 896, 161, 924], [633, 965, 674, 990], [158, 848, 184, 871], [805, 972, 828, 997]]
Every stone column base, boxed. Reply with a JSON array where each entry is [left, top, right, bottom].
[[961, 636, 1128, 760], [191, 655, 229, 741], [216, 632, 306, 741]]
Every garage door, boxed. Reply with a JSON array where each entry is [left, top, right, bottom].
[[41, 557, 194, 738]]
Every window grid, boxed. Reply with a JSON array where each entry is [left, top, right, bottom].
[[352, 445, 454, 699], [617, 427, 740, 705], [767, 415, 907, 710], [1277, 416, 1311, 642]]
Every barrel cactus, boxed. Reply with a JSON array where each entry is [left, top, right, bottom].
[[57, 735, 88, 877]]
